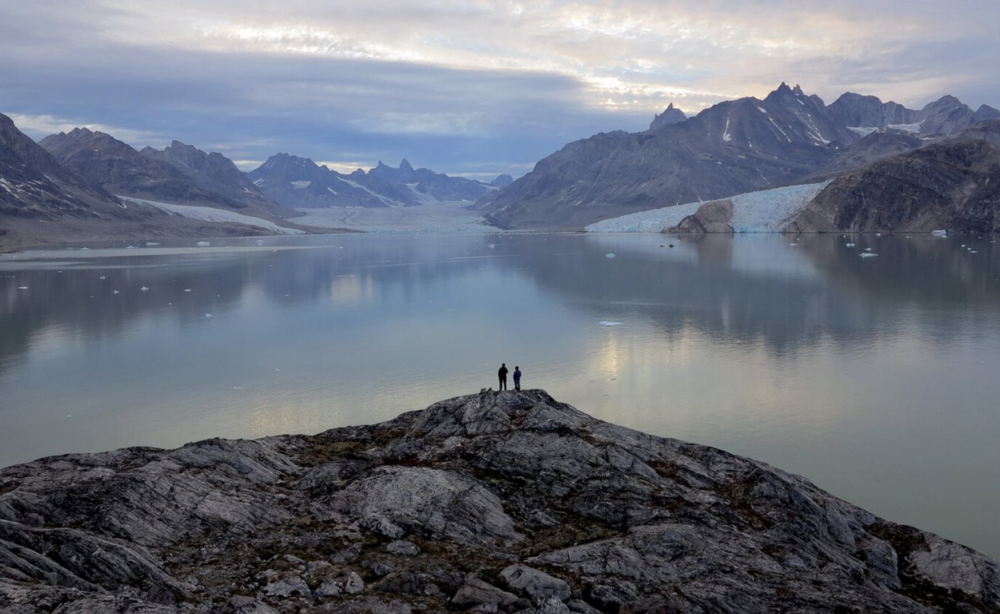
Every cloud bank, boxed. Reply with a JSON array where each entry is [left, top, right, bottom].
[[1, 0, 997, 179]]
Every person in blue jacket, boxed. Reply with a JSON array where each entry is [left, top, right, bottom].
[[513, 366, 522, 391]]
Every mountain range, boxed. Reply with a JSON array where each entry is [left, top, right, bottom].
[[477, 84, 1000, 229], [39, 128, 283, 216], [247, 154, 495, 209], [4, 82, 1000, 249]]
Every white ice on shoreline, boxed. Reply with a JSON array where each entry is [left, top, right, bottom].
[[585, 182, 832, 234], [122, 197, 303, 235]]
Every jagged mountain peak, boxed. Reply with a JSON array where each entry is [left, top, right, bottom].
[[399, 158, 414, 172], [650, 103, 688, 130]]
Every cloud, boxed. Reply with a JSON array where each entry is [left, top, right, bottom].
[[1, 0, 998, 178]]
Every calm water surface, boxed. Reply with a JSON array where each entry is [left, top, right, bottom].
[[1, 232, 999, 557]]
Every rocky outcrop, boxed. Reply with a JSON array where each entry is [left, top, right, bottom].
[[667, 199, 734, 233], [1, 390, 998, 613], [788, 120, 1000, 233]]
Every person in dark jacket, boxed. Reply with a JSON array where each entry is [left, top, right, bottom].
[[513, 366, 522, 391], [498, 363, 508, 390]]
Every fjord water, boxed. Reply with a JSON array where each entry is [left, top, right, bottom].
[[1, 233, 999, 557]]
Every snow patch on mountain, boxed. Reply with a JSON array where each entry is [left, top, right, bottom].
[[122, 197, 304, 234]]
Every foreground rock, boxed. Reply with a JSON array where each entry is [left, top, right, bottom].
[[1, 390, 998, 612]]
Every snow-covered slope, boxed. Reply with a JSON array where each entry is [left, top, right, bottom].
[[123, 197, 303, 234], [586, 182, 831, 233]]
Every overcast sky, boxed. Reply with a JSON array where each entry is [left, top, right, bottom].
[[2, 1, 998, 180]]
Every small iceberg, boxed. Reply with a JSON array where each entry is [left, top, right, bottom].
[[489, 244, 495, 249], [140, 286, 149, 292], [846, 243, 856, 247], [204, 313, 213, 318], [605, 253, 616, 259], [99, 276, 107, 280], [860, 253, 878, 258], [599, 321, 623, 327], [196, 241, 211, 247], [931, 229, 948, 237], [145, 242, 161, 247], [113, 290, 120, 294], [125, 245, 137, 250], [17, 286, 28, 290], [184, 288, 192, 292], [864, 247, 872, 252]]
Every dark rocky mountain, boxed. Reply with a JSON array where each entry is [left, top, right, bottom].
[[1, 118, 129, 223], [479, 83, 861, 229], [490, 173, 514, 188], [248, 153, 395, 208], [0, 114, 154, 248], [805, 129, 925, 181], [826, 93, 917, 130], [250, 156, 490, 209], [649, 102, 687, 129], [788, 120, 1000, 233], [1, 389, 997, 612], [479, 84, 1000, 230], [40, 129, 281, 214], [366, 159, 490, 203], [142, 140, 280, 212], [828, 92, 1000, 136]]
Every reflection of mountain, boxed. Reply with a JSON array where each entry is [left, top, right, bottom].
[[2, 235, 998, 378], [0, 239, 502, 377], [503, 234, 1000, 354]]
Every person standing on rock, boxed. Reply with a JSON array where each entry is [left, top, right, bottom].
[[513, 366, 522, 391], [498, 363, 508, 391]]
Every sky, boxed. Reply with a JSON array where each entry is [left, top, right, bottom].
[[2, 1, 999, 181]]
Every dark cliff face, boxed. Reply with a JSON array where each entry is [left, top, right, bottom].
[[1, 390, 997, 613], [789, 121, 1000, 233], [0, 115, 137, 224], [40, 129, 280, 213]]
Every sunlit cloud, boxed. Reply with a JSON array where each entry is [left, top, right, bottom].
[[1, 0, 997, 178]]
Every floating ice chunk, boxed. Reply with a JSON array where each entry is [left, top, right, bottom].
[[184, 289, 192, 292], [17, 286, 28, 290], [860, 253, 878, 258], [599, 321, 622, 326], [876, 233, 881, 237], [196, 241, 211, 247], [140, 286, 149, 292], [961, 244, 966, 248], [113, 290, 120, 294], [125, 245, 137, 250], [970, 251, 978, 254], [99, 275, 107, 280], [789, 243, 798, 246], [846, 243, 856, 247], [864, 247, 872, 252], [931, 229, 947, 236], [205, 313, 213, 318], [605, 253, 616, 259], [80, 247, 90, 251], [145, 242, 161, 247], [489, 244, 495, 249]]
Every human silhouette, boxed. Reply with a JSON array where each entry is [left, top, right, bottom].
[[513, 366, 521, 391], [498, 363, 508, 390]]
